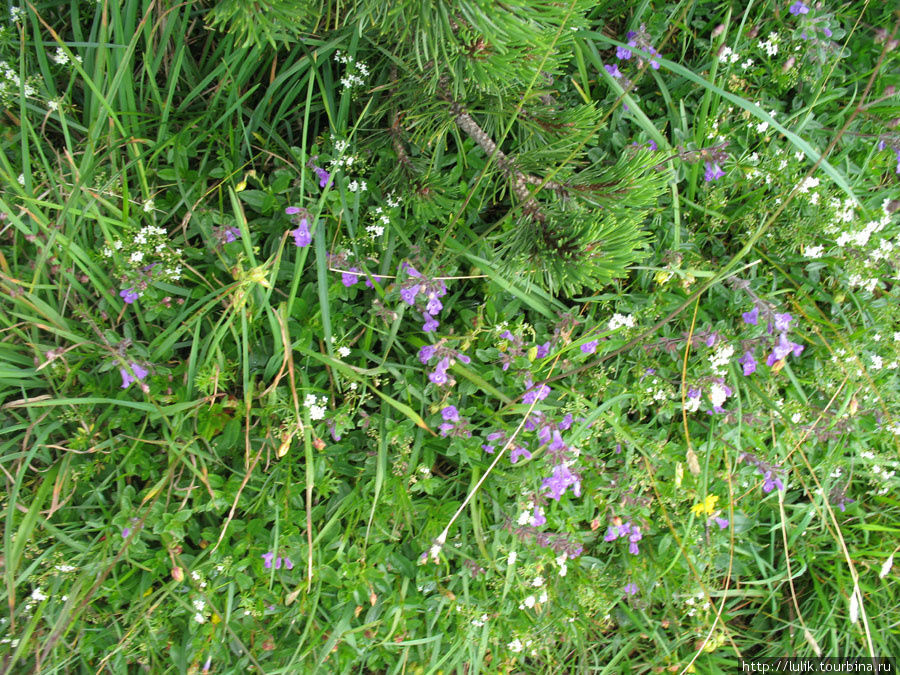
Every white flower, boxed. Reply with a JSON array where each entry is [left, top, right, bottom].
[[709, 382, 729, 408], [531, 576, 544, 587], [48, 99, 59, 111], [507, 551, 517, 566], [17, 174, 25, 186], [523, 595, 536, 608], [31, 588, 48, 602], [193, 598, 206, 611], [508, 639, 524, 653], [308, 405, 326, 420], [741, 58, 754, 69], [517, 510, 530, 526], [10, 6, 24, 21], [129, 251, 144, 264], [52, 47, 69, 65], [304, 394, 317, 407], [337, 346, 351, 358], [803, 245, 824, 258], [143, 199, 154, 213], [193, 612, 206, 624], [608, 313, 635, 330], [55, 564, 76, 572]]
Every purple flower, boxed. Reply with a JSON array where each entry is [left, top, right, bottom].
[[742, 306, 759, 325], [647, 140, 658, 151], [262, 552, 276, 569], [581, 340, 598, 355], [789, 1, 809, 15], [767, 333, 799, 366], [120, 288, 139, 304], [878, 140, 886, 152], [281, 557, 293, 570], [762, 471, 784, 493], [531, 507, 546, 527], [122, 527, 131, 538], [558, 413, 573, 431], [418, 345, 436, 364], [713, 517, 729, 529], [400, 284, 421, 305], [120, 362, 149, 389], [342, 267, 360, 287], [604, 526, 619, 542], [402, 262, 422, 278], [428, 368, 448, 386], [822, 26, 832, 37], [482, 444, 494, 454], [425, 294, 443, 315], [285, 206, 301, 215], [535, 341, 551, 358], [604, 63, 623, 78], [314, 166, 331, 188], [441, 405, 459, 422], [738, 350, 757, 376], [704, 162, 725, 182], [522, 384, 551, 405], [623, 583, 638, 596], [364, 275, 385, 289], [422, 313, 439, 332], [773, 312, 792, 332], [510, 446, 532, 464], [439, 422, 455, 437], [687, 387, 701, 399], [616, 46, 632, 60], [223, 227, 241, 243], [292, 218, 311, 247], [549, 430, 566, 453]]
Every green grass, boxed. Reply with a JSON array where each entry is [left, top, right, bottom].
[[1, 1, 899, 673]]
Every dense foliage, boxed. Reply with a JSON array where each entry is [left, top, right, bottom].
[[1, 0, 899, 672]]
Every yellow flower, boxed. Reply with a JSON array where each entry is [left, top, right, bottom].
[[691, 495, 720, 517]]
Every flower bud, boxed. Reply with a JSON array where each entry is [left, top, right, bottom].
[[171, 566, 184, 582], [711, 24, 725, 39]]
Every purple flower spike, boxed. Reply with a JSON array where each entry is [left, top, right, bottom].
[[789, 1, 809, 15], [441, 405, 459, 422], [581, 340, 598, 355], [535, 341, 551, 358], [120, 288, 139, 304], [616, 46, 632, 60], [742, 306, 759, 325], [739, 350, 757, 376], [623, 583, 638, 596], [704, 162, 725, 182]]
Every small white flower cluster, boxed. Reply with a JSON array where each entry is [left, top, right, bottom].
[[608, 313, 635, 331], [1, 59, 37, 101], [385, 192, 402, 208], [683, 591, 709, 617], [334, 50, 370, 91], [718, 45, 740, 64], [347, 179, 367, 193], [556, 552, 568, 577], [871, 464, 897, 495], [708, 381, 730, 408], [10, 6, 24, 21], [644, 375, 670, 402], [754, 106, 777, 134], [803, 244, 825, 258], [304, 393, 328, 421], [471, 613, 488, 627], [191, 570, 207, 588], [102, 224, 183, 283], [51, 46, 81, 65], [709, 342, 734, 375], [366, 206, 391, 238], [796, 176, 820, 194], [741, 58, 754, 69], [759, 32, 780, 57], [329, 137, 357, 171]]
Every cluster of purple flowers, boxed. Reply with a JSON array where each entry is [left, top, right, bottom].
[[741, 306, 804, 370], [120, 287, 139, 304], [399, 262, 448, 333], [615, 26, 662, 70], [418, 340, 471, 388], [261, 551, 293, 569], [604, 520, 644, 555], [438, 405, 471, 438], [307, 158, 332, 189], [789, 1, 809, 15], [741, 453, 786, 493]]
